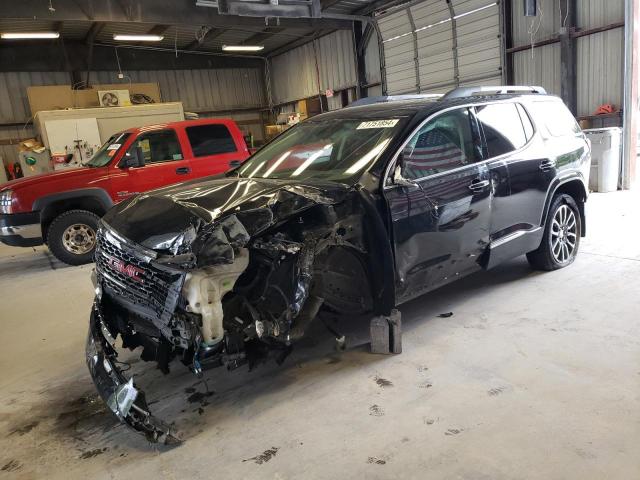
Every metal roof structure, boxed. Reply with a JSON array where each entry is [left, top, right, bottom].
[[0, 0, 398, 58]]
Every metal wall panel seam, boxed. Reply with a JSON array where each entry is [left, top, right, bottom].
[[406, 7, 422, 92], [446, 0, 461, 87]]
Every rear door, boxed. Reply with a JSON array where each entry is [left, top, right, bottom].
[[109, 128, 192, 201], [184, 122, 248, 178], [474, 102, 535, 241], [386, 106, 491, 304], [525, 99, 588, 224]]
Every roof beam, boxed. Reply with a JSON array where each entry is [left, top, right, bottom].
[[147, 24, 171, 36], [320, 0, 344, 10], [84, 22, 106, 44], [0, 0, 354, 30], [0, 42, 264, 71], [242, 28, 286, 45], [355, 0, 407, 15], [184, 28, 228, 51]]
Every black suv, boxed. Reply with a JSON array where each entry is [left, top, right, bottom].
[[86, 86, 590, 442]]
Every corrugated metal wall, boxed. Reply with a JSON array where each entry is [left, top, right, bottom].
[[91, 69, 265, 113], [364, 31, 382, 86], [269, 30, 357, 105], [512, 0, 625, 117], [0, 68, 265, 166], [377, 0, 502, 94], [514, 44, 561, 95], [0, 69, 264, 124]]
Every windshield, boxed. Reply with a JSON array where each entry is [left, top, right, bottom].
[[238, 118, 403, 182], [86, 133, 131, 167]]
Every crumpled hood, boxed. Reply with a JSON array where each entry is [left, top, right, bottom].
[[102, 174, 350, 253]]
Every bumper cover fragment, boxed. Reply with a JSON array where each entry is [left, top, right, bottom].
[[86, 304, 181, 444]]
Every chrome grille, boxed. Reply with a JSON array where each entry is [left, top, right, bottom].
[[95, 226, 185, 325]]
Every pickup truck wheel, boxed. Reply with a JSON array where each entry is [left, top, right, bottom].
[[527, 194, 581, 271], [47, 210, 100, 266]]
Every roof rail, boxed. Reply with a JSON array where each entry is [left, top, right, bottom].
[[348, 94, 442, 107], [442, 85, 547, 100]]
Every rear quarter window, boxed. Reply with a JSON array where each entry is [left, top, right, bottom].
[[529, 100, 581, 137], [186, 124, 237, 157]]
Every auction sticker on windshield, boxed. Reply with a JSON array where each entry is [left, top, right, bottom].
[[356, 119, 399, 129]]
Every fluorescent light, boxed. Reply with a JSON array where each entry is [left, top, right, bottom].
[[113, 34, 164, 42], [222, 45, 264, 52], [1, 32, 60, 39]]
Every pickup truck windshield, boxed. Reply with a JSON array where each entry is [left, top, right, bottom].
[[86, 133, 131, 168], [238, 118, 403, 182]]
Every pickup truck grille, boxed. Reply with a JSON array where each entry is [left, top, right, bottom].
[[95, 225, 185, 327]]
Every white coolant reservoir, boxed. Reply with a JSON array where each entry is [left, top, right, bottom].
[[183, 248, 249, 345]]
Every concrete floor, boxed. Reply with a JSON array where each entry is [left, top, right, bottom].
[[0, 191, 639, 480]]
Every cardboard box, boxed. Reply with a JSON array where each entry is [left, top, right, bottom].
[[265, 124, 290, 139], [27, 83, 161, 117], [297, 100, 308, 116]]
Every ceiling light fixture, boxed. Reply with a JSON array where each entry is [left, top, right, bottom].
[[222, 45, 264, 52], [1, 32, 60, 39], [113, 34, 164, 42]]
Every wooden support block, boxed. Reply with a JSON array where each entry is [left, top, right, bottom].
[[388, 309, 402, 354], [370, 316, 390, 354], [370, 310, 402, 355]]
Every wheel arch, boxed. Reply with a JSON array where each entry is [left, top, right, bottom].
[[35, 189, 113, 242], [541, 177, 587, 237]]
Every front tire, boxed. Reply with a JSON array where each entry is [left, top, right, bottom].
[[47, 210, 100, 266], [527, 194, 581, 271]]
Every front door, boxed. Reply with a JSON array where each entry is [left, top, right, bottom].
[[385, 107, 491, 304], [109, 128, 192, 202]]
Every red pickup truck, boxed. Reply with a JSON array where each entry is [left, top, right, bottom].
[[0, 118, 249, 265]]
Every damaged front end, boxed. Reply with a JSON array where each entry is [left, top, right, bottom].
[[86, 179, 391, 442]]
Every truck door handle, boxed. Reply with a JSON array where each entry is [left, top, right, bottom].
[[468, 179, 489, 191], [229, 160, 242, 168], [539, 159, 556, 171], [175, 167, 190, 175]]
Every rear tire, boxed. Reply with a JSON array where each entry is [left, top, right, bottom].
[[527, 194, 581, 271], [47, 210, 100, 266]]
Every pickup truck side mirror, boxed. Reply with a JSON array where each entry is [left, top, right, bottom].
[[121, 146, 145, 169]]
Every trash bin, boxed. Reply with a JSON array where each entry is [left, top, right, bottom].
[[584, 127, 621, 192]]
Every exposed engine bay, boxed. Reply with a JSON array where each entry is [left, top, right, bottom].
[[86, 178, 394, 443]]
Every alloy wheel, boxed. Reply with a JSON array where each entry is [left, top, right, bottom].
[[550, 204, 577, 264]]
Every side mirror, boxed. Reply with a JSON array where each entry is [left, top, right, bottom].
[[121, 146, 145, 168], [393, 161, 417, 187]]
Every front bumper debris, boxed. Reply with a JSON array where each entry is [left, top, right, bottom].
[[86, 303, 181, 444]]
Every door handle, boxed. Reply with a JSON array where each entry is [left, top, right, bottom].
[[175, 166, 191, 175], [539, 159, 556, 171], [229, 160, 242, 169], [468, 179, 490, 191]]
